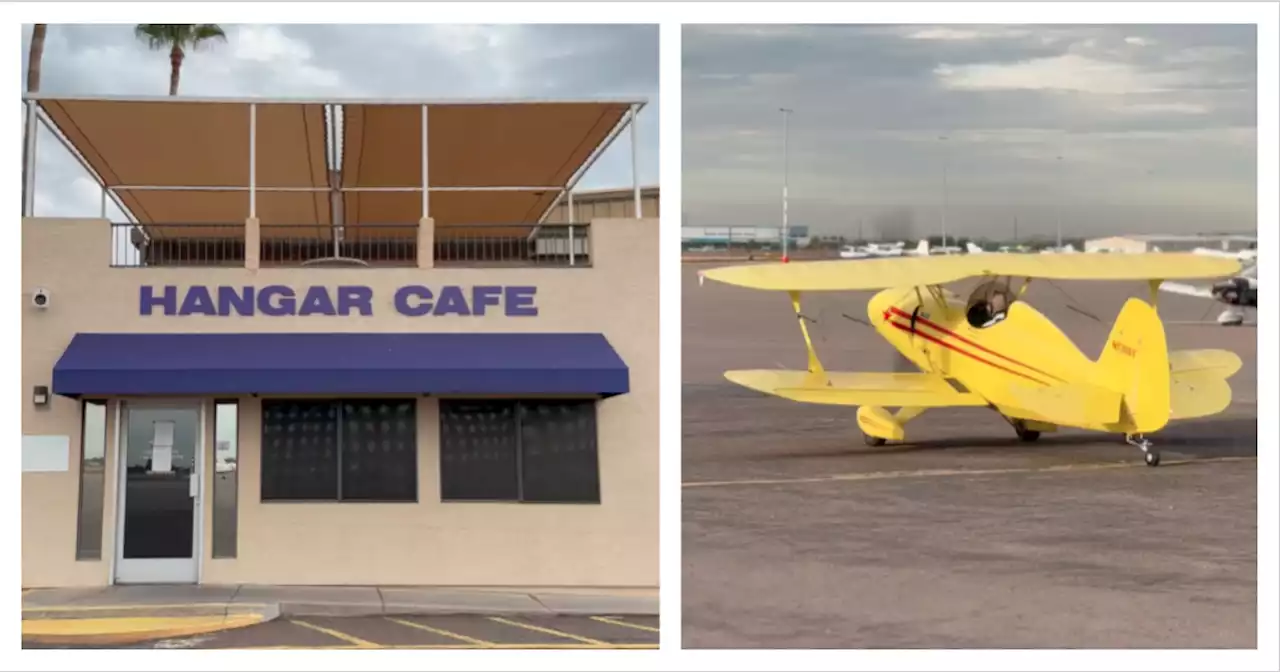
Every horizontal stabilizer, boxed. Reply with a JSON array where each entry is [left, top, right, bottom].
[[1170, 372, 1233, 420], [1169, 349, 1242, 378], [725, 370, 987, 407]]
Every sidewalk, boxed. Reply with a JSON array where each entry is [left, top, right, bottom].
[[22, 585, 659, 646]]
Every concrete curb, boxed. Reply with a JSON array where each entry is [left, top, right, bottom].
[[21, 611, 274, 647]]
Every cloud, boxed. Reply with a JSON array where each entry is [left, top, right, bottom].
[[22, 23, 658, 220], [683, 24, 1256, 238]]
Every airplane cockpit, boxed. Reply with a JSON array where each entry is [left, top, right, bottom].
[[965, 279, 1018, 329]]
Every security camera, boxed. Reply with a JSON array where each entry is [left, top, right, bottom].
[[32, 288, 51, 309]]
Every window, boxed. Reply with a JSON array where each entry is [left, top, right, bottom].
[[440, 399, 600, 503], [261, 399, 416, 502], [75, 400, 107, 560], [212, 400, 239, 558]]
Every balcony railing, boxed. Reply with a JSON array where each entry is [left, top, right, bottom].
[[435, 223, 591, 267], [260, 224, 417, 268], [111, 222, 247, 268], [109, 221, 591, 268]]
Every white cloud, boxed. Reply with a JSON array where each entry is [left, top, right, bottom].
[[936, 54, 1185, 95], [1124, 36, 1152, 47]]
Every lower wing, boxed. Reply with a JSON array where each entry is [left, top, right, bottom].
[[725, 370, 988, 407]]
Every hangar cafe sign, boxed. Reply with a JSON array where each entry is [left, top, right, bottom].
[[139, 285, 538, 317]]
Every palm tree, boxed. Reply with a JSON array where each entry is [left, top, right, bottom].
[[133, 24, 227, 95], [27, 24, 47, 93], [22, 24, 47, 217]]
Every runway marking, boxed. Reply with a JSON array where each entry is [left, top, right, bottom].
[[290, 619, 377, 648], [591, 616, 660, 633], [683, 456, 1256, 490], [385, 616, 494, 646], [487, 616, 608, 645]]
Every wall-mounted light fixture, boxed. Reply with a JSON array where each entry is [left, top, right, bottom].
[[33, 385, 50, 407]]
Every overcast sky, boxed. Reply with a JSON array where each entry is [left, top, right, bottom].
[[22, 24, 658, 221], [683, 24, 1257, 241]]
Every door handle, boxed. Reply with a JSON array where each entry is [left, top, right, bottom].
[[189, 472, 198, 498]]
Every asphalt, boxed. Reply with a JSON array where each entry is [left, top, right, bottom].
[[681, 263, 1258, 649], [23, 614, 659, 649]]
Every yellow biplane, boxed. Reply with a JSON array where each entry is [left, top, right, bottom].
[[699, 253, 1244, 467]]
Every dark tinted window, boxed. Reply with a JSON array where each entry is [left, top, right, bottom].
[[439, 401, 519, 501], [261, 399, 415, 502], [521, 401, 600, 503], [439, 399, 599, 504], [341, 400, 417, 501]]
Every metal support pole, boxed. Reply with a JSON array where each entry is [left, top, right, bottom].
[[630, 103, 640, 218], [568, 190, 575, 224], [568, 225, 576, 267], [939, 135, 949, 250], [23, 101, 38, 217], [100, 185, 107, 218], [780, 107, 792, 262], [421, 104, 430, 219], [248, 103, 257, 218], [1056, 155, 1064, 250]]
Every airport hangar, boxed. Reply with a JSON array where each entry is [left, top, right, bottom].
[[21, 94, 657, 590], [1084, 233, 1257, 254]]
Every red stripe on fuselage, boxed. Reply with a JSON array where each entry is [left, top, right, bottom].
[[888, 306, 1065, 384], [886, 319, 1050, 386]]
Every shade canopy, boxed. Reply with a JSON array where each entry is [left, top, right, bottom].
[[35, 95, 639, 229], [52, 332, 630, 397]]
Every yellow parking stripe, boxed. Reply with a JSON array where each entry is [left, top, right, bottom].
[[487, 616, 607, 645], [591, 616, 660, 634], [290, 619, 378, 648], [385, 617, 494, 646]]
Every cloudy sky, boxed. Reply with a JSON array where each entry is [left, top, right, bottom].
[[683, 24, 1257, 241], [21, 24, 657, 221]]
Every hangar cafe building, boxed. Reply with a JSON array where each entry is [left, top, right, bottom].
[[20, 93, 658, 590]]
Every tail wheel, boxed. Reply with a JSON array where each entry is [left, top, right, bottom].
[[863, 433, 886, 447]]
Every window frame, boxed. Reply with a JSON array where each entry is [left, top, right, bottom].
[[259, 398, 419, 504], [438, 397, 602, 505]]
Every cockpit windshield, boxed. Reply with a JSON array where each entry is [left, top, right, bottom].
[[965, 279, 1017, 329]]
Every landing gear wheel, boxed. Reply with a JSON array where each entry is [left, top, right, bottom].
[[863, 433, 886, 447], [1012, 421, 1041, 443], [1126, 434, 1160, 467]]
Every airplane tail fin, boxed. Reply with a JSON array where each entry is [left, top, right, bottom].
[[916, 240, 929, 255], [1095, 298, 1170, 434], [966, 242, 984, 254]]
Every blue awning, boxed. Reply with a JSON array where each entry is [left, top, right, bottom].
[[52, 333, 629, 397]]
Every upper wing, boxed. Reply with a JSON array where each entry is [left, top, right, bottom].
[[725, 369, 988, 407], [700, 253, 1242, 292]]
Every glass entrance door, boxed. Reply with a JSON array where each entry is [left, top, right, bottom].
[[115, 403, 202, 584]]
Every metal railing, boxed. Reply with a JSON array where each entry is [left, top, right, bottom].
[[435, 223, 591, 267], [111, 222, 247, 268], [260, 224, 418, 268]]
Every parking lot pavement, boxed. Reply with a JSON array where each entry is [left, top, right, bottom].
[[134, 614, 659, 649]]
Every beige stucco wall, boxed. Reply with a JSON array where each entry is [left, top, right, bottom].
[[21, 216, 658, 589]]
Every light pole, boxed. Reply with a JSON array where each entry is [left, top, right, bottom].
[[1055, 154, 1064, 250], [939, 135, 949, 250], [780, 107, 793, 263]]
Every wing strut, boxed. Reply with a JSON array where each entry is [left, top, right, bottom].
[[1148, 279, 1162, 311], [788, 291, 829, 386]]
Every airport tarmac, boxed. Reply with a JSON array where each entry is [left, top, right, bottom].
[[681, 263, 1257, 649]]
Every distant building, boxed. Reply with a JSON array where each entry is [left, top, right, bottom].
[[1085, 234, 1257, 254], [543, 185, 659, 223], [681, 225, 811, 249]]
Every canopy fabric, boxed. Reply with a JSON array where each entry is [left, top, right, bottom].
[[52, 332, 630, 397], [40, 100, 330, 228], [37, 97, 634, 230]]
